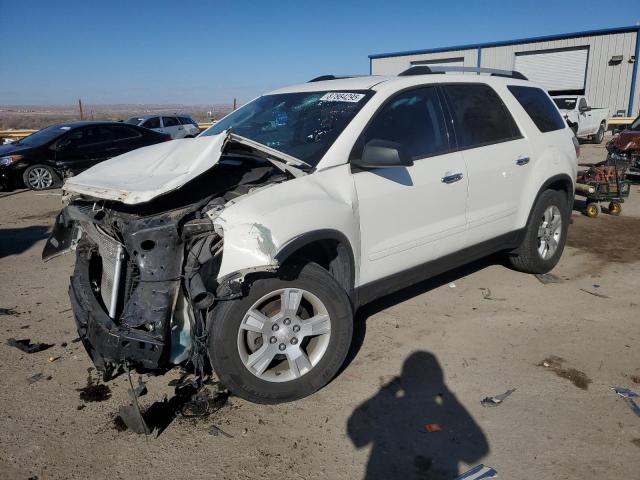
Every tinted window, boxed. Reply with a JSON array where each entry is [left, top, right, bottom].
[[142, 117, 160, 129], [179, 116, 195, 125], [109, 126, 142, 140], [360, 87, 449, 159], [66, 127, 113, 148], [442, 84, 520, 149], [552, 98, 577, 110], [162, 116, 180, 127], [508, 86, 566, 133], [578, 98, 587, 110], [125, 117, 144, 125]]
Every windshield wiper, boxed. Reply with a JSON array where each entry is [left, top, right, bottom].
[[228, 133, 313, 171]]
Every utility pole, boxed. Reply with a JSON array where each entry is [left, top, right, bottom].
[[233, 98, 237, 110], [78, 99, 84, 120]]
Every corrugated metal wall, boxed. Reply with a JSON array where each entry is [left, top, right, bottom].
[[371, 48, 478, 75], [371, 30, 639, 116]]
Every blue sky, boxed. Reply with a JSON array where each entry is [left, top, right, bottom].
[[0, 0, 636, 105]]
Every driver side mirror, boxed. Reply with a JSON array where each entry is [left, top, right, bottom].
[[351, 139, 413, 170], [579, 105, 591, 113]]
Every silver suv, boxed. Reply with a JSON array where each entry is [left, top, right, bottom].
[[46, 67, 578, 405], [125, 114, 200, 139]]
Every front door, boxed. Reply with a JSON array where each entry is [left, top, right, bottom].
[[161, 116, 184, 138], [352, 86, 468, 285], [55, 126, 115, 173]]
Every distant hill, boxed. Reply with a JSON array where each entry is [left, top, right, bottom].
[[0, 104, 233, 130]]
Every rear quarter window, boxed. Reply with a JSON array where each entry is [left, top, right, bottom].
[[508, 86, 566, 133]]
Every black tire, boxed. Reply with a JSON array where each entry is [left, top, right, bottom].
[[207, 262, 353, 404], [508, 189, 570, 274], [22, 164, 61, 190], [593, 123, 605, 144]]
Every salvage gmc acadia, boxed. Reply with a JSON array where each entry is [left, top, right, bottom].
[[44, 67, 578, 403]]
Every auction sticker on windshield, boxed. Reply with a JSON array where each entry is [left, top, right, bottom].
[[320, 92, 365, 103]]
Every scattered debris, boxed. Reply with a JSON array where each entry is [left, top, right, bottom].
[[631, 375, 640, 384], [48, 356, 59, 363], [424, 423, 442, 433], [593, 284, 600, 288], [118, 404, 151, 435], [6, 338, 53, 353], [71, 337, 82, 343], [539, 356, 592, 390], [612, 387, 640, 417], [579, 288, 609, 299], [479, 288, 506, 301], [481, 388, 516, 407], [27, 373, 51, 384], [209, 424, 233, 438], [535, 273, 563, 284], [448, 283, 456, 288], [60, 342, 68, 348], [455, 464, 498, 479], [0, 307, 18, 316]]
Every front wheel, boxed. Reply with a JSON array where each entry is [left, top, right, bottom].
[[22, 165, 61, 190], [207, 262, 353, 404], [593, 123, 605, 144], [508, 189, 569, 274]]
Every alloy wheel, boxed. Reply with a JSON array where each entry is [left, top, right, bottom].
[[537, 205, 562, 259], [27, 167, 53, 190]]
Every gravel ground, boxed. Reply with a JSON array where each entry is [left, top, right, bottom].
[[0, 137, 638, 480]]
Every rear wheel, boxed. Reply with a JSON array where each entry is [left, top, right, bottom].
[[608, 202, 622, 216], [593, 123, 605, 144], [207, 262, 353, 403], [508, 189, 569, 274], [22, 165, 61, 190], [585, 202, 600, 218]]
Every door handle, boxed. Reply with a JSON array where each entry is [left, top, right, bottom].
[[516, 157, 530, 166], [441, 172, 464, 184]]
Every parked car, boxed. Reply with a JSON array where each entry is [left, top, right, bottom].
[[606, 115, 640, 176], [552, 95, 609, 143], [44, 68, 577, 405], [126, 114, 200, 139], [0, 121, 170, 191]]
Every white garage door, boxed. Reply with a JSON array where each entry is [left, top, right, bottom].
[[514, 48, 588, 91]]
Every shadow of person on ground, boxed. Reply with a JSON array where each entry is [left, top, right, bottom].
[[347, 351, 489, 479], [0, 226, 50, 258]]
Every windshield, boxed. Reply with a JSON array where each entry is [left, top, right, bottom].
[[125, 117, 143, 125], [201, 90, 374, 166], [552, 98, 577, 110], [629, 116, 640, 131], [17, 125, 71, 146]]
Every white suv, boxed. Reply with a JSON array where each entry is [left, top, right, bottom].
[[45, 67, 577, 404], [125, 114, 200, 139]]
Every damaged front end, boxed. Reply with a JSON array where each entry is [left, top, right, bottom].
[[43, 139, 296, 380]]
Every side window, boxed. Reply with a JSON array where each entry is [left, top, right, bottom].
[[442, 84, 521, 149], [110, 126, 142, 140], [142, 117, 160, 129], [162, 116, 180, 127], [360, 87, 449, 160], [578, 98, 587, 111], [67, 127, 112, 148], [507, 86, 565, 133], [179, 116, 195, 126]]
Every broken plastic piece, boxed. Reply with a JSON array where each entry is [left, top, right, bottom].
[[481, 388, 516, 407], [455, 464, 498, 479], [424, 423, 442, 432], [117, 405, 151, 435], [612, 387, 640, 417], [535, 273, 562, 284], [6, 338, 53, 353], [209, 424, 233, 438]]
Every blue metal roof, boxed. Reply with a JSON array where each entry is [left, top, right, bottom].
[[369, 25, 640, 59]]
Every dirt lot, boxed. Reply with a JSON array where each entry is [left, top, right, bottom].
[[1, 139, 639, 479]]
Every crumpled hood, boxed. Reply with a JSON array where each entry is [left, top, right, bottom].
[[63, 134, 227, 204], [607, 130, 640, 151]]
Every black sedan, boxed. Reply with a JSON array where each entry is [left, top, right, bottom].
[[0, 121, 171, 191]]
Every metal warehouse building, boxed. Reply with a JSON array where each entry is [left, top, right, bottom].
[[369, 26, 640, 117]]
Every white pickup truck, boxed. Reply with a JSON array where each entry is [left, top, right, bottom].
[[552, 95, 609, 143]]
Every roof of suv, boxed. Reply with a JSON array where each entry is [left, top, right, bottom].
[[270, 73, 531, 95], [129, 114, 192, 120]]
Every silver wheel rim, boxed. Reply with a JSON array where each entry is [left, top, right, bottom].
[[537, 205, 562, 260], [28, 167, 53, 190], [237, 287, 331, 382]]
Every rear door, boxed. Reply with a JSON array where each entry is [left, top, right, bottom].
[[141, 116, 161, 132], [161, 116, 184, 138], [353, 86, 469, 285], [105, 125, 146, 154], [441, 83, 531, 242]]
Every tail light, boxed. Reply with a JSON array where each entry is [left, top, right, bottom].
[[572, 135, 580, 159]]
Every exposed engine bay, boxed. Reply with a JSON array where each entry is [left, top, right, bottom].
[[44, 152, 292, 381]]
